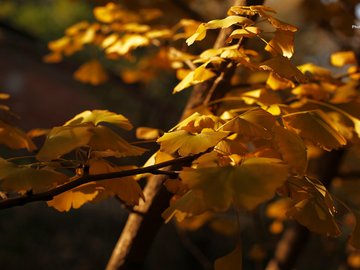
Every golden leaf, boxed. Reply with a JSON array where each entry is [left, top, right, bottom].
[[89, 126, 146, 157], [298, 63, 332, 77], [331, 51, 357, 67], [157, 128, 229, 156], [266, 72, 295, 90], [74, 59, 108, 85], [227, 26, 262, 41], [0, 158, 68, 193], [65, 110, 133, 130], [173, 64, 216, 93], [47, 184, 100, 212], [265, 30, 295, 58], [273, 126, 308, 175], [0, 121, 36, 151], [36, 124, 94, 161], [260, 56, 307, 83], [186, 16, 253, 45], [106, 34, 149, 55], [282, 110, 346, 151], [163, 157, 288, 219], [136, 127, 161, 140]]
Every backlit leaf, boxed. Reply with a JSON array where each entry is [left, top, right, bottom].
[[265, 30, 295, 58], [221, 117, 272, 139], [260, 56, 307, 83], [331, 51, 357, 67], [186, 16, 253, 46], [283, 110, 346, 151], [89, 126, 146, 157], [0, 121, 36, 151], [0, 158, 68, 193], [173, 64, 216, 93], [36, 124, 94, 161], [164, 157, 288, 219], [273, 126, 307, 175], [136, 127, 161, 140], [157, 128, 229, 156], [227, 26, 261, 41], [106, 34, 149, 55], [65, 110, 133, 130], [287, 197, 340, 236], [74, 60, 108, 86], [214, 247, 242, 270], [47, 184, 100, 212]]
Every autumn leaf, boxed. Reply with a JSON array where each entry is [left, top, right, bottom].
[[65, 110, 133, 130], [330, 51, 357, 67], [105, 34, 149, 56], [47, 184, 100, 212], [136, 127, 162, 140], [36, 124, 94, 161], [260, 56, 307, 83], [0, 121, 36, 151], [89, 126, 146, 157], [265, 30, 295, 58], [74, 59, 109, 86], [298, 63, 332, 77], [287, 197, 340, 236], [282, 110, 347, 151], [186, 16, 253, 45], [227, 26, 261, 41], [157, 128, 229, 156], [0, 158, 68, 194], [89, 159, 144, 205], [163, 157, 288, 220], [273, 126, 307, 175], [214, 247, 242, 270], [173, 64, 216, 93], [221, 116, 272, 139]]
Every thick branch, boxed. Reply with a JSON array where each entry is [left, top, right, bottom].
[[0, 153, 203, 210]]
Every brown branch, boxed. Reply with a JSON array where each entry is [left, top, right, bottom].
[[0, 153, 203, 210]]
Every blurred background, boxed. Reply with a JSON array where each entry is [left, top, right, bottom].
[[0, 0, 360, 269]]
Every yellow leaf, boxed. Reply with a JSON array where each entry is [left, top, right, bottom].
[[65, 110, 133, 130], [0, 158, 68, 193], [157, 128, 229, 156], [106, 34, 149, 55], [93, 3, 128, 23], [173, 64, 216, 93], [265, 30, 295, 58], [89, 126, 146, 157], [260, 56, 307, 83], [89, 159, 144, 205], [215, 247, 242, 270], [287, 197, 340, 236], [164, 157, 288, 218], [186, 16, 253, 45], [283, 110, 347, 151], [227, 26, 262, 41], [0, 121, 36, 151], [228, 5, 275, 16], [47, 184, 100, 212], [74, 60, 108, 86], [136, 127, 161, 140], [350, 210, 360, 249], [36, 124, 94, 161], [298, 63, 332, 77], [171, 112, 222, 133], [266, 72, 295, 90], [330, 51, 357, 67], [273, 126, 308, 175], [221, 117, 272, 139]]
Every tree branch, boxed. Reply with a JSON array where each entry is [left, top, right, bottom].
[[0, 153, 203, 210]]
